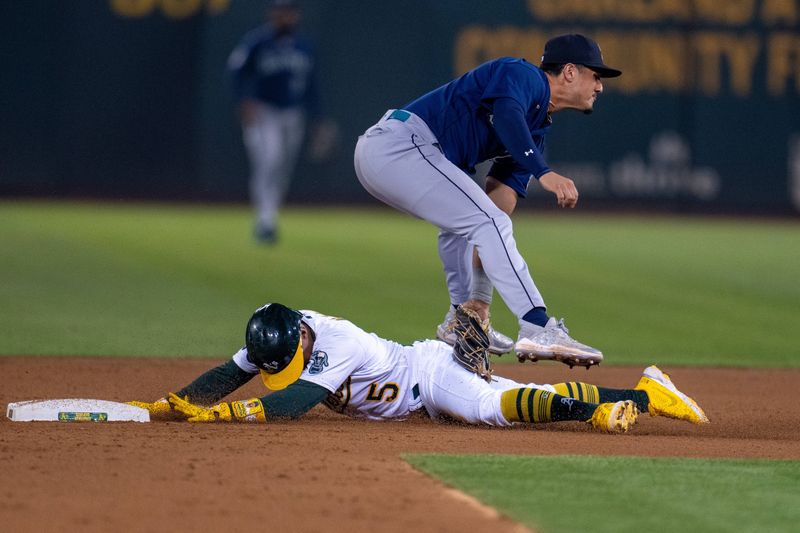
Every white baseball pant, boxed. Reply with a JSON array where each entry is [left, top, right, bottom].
[[408, 340, 555, 426]]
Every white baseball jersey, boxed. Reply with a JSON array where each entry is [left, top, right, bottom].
[[234, 310, 422, 420], [233, 309, 554, 425]]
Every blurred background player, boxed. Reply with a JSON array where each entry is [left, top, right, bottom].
[[228, 0, 334, 243], [128, 303, 708, 433]]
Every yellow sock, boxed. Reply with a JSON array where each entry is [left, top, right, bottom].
[[501, 388, 554, 423], [552, 382, 599, 404]]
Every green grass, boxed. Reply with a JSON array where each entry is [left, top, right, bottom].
[[405, 454, 800, 533], [1, 201, 798, 365]]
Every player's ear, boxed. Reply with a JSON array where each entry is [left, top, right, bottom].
[[563, 63, 578, 82]]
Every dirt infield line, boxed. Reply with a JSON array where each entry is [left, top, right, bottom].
[[2, 357, 798, 532]]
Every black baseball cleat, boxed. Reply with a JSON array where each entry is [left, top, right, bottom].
[[254, 225, 278, 244]]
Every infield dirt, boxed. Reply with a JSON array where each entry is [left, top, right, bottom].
[[2, 357, 798, 532]]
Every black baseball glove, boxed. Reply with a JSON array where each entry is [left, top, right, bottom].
[[449, 305, 492, 382]]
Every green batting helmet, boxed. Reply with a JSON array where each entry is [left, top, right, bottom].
[[245, 303, 305, 390]]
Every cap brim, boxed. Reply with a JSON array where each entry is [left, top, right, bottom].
[[586, 64, 622, 78], [259, 339, 304, 391]]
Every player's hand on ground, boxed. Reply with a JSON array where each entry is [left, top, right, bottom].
[[539, 171, 579, 208], [168, 394, 267, 423], [126, 397, 183, 420], [167, 393, 232, 423]]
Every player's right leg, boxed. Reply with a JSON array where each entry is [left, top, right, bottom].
[[413, 342, 636, 433]]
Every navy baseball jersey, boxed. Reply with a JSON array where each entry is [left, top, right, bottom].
[[405, 57, 552, 196], [228, 25, 318, 114]]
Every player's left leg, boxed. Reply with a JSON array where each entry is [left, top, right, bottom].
[[552, 366, 709, 424], [435, 232, 514, 355], [435, 230, 472, 343]]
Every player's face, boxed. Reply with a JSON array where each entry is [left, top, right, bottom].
[[300, 324, 314, 363], [270, 7, 301, 32], [574, 66, 603, 113]]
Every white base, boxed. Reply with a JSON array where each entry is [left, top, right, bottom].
[[6, 399, 150, 423]]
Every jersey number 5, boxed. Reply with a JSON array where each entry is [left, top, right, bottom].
[[365, 382, 399, 402]]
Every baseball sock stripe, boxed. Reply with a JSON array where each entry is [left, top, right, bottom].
[[500, 388, 524, 423], [552, 382, 570, 398], [527, 389, 539, 422], [523, 389, 534, 422], [505, 388, 594, 424], [532, 389, 554, 423], [587, 384, 599, 404]]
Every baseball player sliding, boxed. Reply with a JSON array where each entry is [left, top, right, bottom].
[[129, 303, 708, 433], [354, 34, 622, 370]]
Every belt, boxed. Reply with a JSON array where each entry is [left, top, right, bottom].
[[388, 109, 411, 122]]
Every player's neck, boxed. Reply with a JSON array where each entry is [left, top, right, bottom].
[[545, 75, 564, 113], [547, 96, 565, 114]]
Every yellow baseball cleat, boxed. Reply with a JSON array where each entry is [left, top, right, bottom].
[[635, 366, 709, 424], [589, 400, 639, 433]]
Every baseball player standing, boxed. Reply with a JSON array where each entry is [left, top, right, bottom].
[[354, 34, 621, 368], [129, 303, 708, 432], [228, 0, 319, 244]]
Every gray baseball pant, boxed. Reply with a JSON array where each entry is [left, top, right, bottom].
[[243, 103, 306, 230], [354, 110, 546, 320]]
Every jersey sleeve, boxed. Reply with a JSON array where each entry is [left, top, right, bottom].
[[175, 357, 256, 404], [489, 97, 552, 183], [232, 346, 259, 373], [260, 379, 330, 418], [481, 60, 545, 110], [298, 336, 367, 394]]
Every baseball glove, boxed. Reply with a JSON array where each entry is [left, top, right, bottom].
[[449, 305, 493, 382]]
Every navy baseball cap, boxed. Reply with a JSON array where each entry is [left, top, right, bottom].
[[540, 34, 622, 78]]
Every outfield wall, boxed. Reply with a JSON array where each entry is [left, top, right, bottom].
[[2, 0, 799, 214]]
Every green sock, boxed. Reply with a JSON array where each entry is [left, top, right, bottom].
[[553, 382, 649, 414], [597, 387, 649, 413]]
